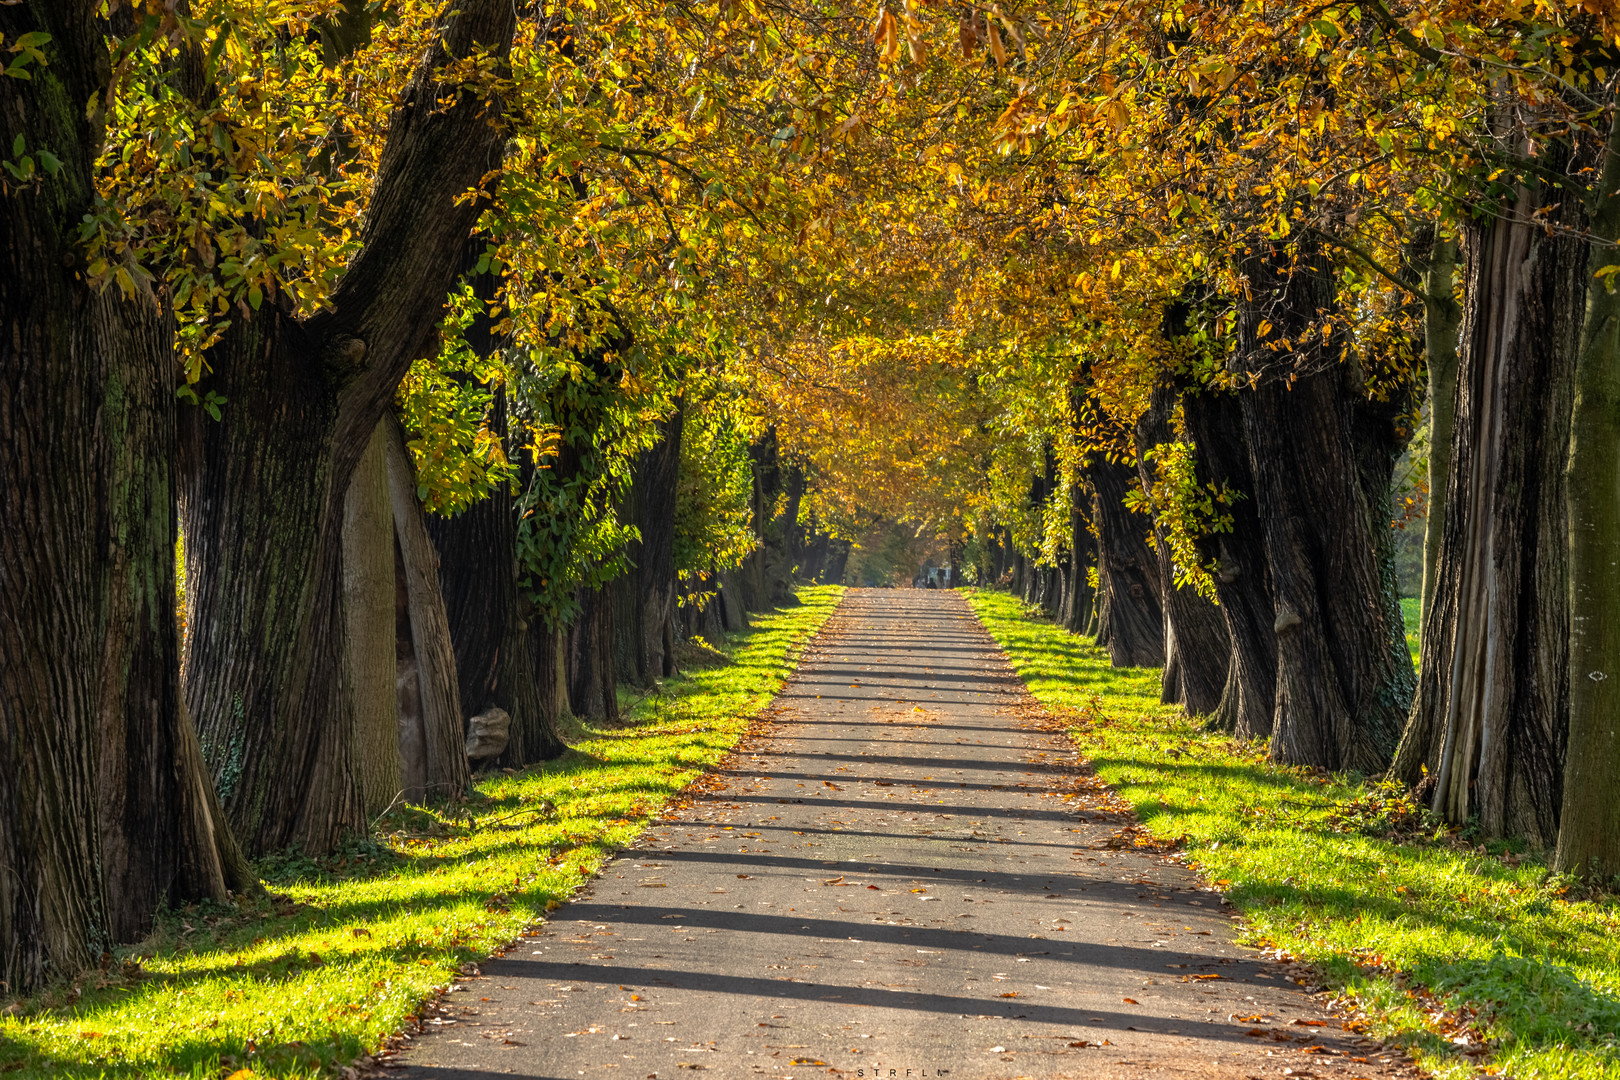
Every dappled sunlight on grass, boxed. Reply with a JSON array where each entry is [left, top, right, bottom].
[[0, 586, 843, 1080], [967, 588, 1620, 1080]]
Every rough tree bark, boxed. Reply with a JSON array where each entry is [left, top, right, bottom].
[[429, 393, 566, 768], [1557, 104, 1620, 878], [569, 588, 619, 723], [1, 2, 251, 991], [343, 424, 401, 816], [614, 405, 684, 685], [1088, 458, 1165, 668], [1236, 247, 1414, 773], [1391, 199, 1580, 843], [180, 0, 516, 855], [1136, 383, 1229, 715], [1183, 388, 1277, 741]]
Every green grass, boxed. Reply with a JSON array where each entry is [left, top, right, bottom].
[[966, 588, 1620, 1080], [1402, 595, 1421, 667], [0, 585, 843, 1080]]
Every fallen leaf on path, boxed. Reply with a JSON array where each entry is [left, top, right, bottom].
[[1122, 998, 1138, 1005], [1291, 1019, 1327, 1026], [1068, 1041, 1091, 1047], [866, 885, 880, 890], [999, 992, 1019, 998]]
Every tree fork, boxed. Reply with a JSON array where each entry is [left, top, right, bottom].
[[183, 0, 516, 854]]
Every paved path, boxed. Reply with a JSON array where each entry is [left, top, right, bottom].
[[398, 589, 1416, 1080]]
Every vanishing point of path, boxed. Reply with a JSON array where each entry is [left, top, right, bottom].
[[398, 590, 1419, 1080]]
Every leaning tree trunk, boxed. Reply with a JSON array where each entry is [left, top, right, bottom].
[[1183, 387, 1277, 741], [1136, 382, 1229, 715], [1, 3, 249, 992], [343, 423, 402, 816], [1557, 104, 1620, 878], [180, 0, 515, 855], [1236, 247, 1414, 774], [384, 418, 471, 802], [1089, 458, 1165, 668], [1391, 203, 1580, 844]]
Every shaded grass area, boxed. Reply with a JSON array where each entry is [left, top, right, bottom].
[[967, 588, 1620, 1080], [0, 586, 843, 1080]]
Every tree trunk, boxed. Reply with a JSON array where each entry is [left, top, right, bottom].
[[628, 405, 683, 682], [384, 419, 470, 803], [1557, 104, 1620, 878], [1420, 236, 1463, 623], [343, 423, 401, 816], [1, 3, 248, 991], [1062, 502, 1095, 633], [718, 572, 751, 632], [568, 587, 619, 723], [180, 0, 515, 855], [428, 395, 565, 768], [1183, 388, 1277, 740], [1236, 248, 1414, 773], [1089, 458, 1165, 667], [531, 625, 572, 738], [1392, 203, 1579, 843], [1136, 383, 1229, 714]]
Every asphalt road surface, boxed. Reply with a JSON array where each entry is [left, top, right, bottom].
[[395, 589, 1418, 1080]]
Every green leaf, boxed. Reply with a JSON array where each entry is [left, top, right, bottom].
[[247, 284, 263, 310]]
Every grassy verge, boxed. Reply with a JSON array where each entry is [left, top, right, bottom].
[[0, 585, 843, 1080], [966, 588, 1620, 1080]]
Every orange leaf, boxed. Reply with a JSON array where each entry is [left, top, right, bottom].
[[986, 19, 1006, 68]]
